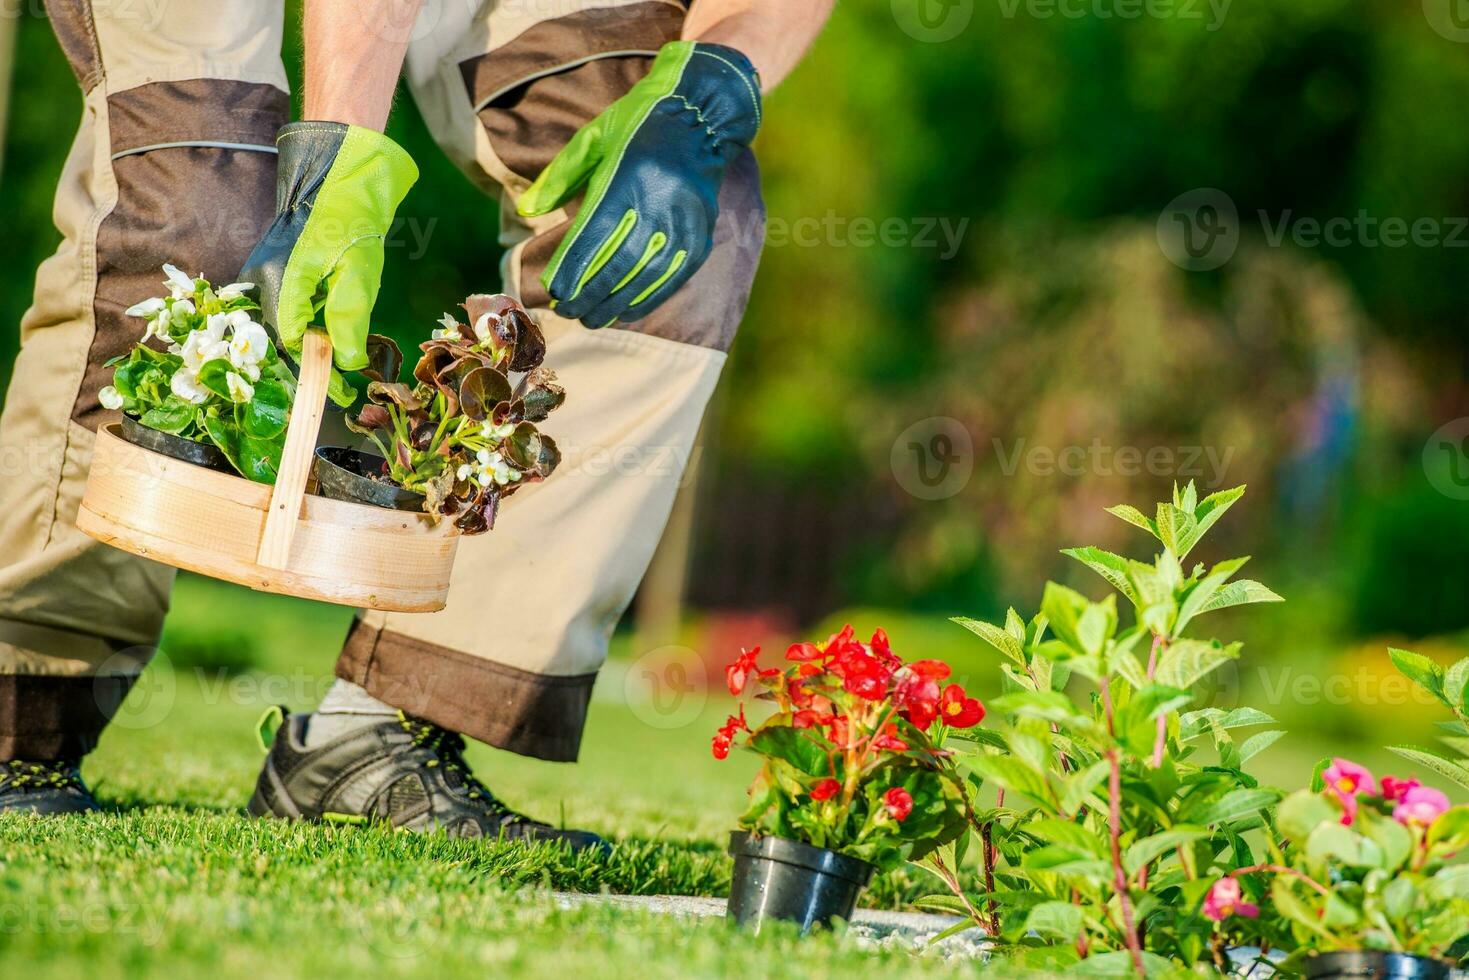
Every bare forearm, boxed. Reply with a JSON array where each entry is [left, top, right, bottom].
[[303, 0, 425, 131], [684, 0, 835, 91]]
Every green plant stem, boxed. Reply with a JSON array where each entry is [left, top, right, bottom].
[[1147, 632, 1168, 769], [1101, 681, 1145, 976]]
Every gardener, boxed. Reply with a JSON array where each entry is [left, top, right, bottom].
[[0, 0, 833, 836]]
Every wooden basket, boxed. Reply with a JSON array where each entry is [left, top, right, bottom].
[[77, 330, 459, 612]]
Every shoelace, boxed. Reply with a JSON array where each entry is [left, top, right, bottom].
[[396, 714, 532, 825], [1, 760, 85, 792]]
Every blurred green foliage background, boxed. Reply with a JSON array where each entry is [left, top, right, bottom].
[[5, 1, 1469, 761]]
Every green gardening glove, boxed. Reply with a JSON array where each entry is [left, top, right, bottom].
[[240, 122, 418, 401], [517, 41, 761, 329]]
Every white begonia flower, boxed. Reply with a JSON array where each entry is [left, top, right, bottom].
[[481, 420, 516, 442], [472, 312, 496, 344], [180, 327, 230, 373], [125, 297, 167, 319], [475, 448, 521, 486], [432, 314, 462, 342], [170, 368, 210, 405], [98, 386, 125, 411], [226, 371, 255, 404], [142, 307, 172, 344], [228, 316, 269, 368], [216, 281, 254, 302], [162, 264, 197, 299]]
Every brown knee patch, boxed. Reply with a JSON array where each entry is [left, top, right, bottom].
[[458, 2, 764, 351], [0, 673, 136, 761], [72, 79, 286, 432]]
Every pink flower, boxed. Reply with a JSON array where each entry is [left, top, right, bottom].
[[1381, 776, 1421, 803], [1203, 877, 1260, 923], [1324, 758, 1377, 824], [1393, 785, 1451, 828]]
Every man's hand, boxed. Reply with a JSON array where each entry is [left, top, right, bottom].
[[516, 42, 762, 329], [239, 0, 422, 394]]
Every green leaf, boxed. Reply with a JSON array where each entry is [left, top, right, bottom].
[[138, 396, 196, 435], [1105, 504, 1157, 539], [1022, 901, 1082, 941], [1357, 809, 1413, 872], [237, 433, 284, 485], [1073, 951, 1176, 977], [1388, 648, 1445, 699], [1155, 638, 1240, 690], [1445, 658, 1469, 711], [1276, 789, 1338, 840], [1059, 760, 1109, 816], [1026, 818, 1105, 856], [951, 616, 1025, 666], [967, 753, 1052, 807], [201, 414, 243, 477], [1176, 485, 1246, 556], [1271, 877, 1334, 941], [240, 379, 290, 439], [1040, 582, 1091, 656], [1239, 730, 1285, 763], [1306, 822, 1381, 869], [1124, 827, 1208, 876], [1193, 788, 1278, 827], [1155, 502, 1195, 556], [748, 727, 830, 778], [1428, 805, 1469, 847], [988, 690, 1090, 728], [1194, 579, 1284, 615], [1075, 595, 1117, 656], [1426, 864, 1469, 901], [1386, 745, 1469, 791], [196, 358, 234, 400], [1061, 546, 1138, 604]]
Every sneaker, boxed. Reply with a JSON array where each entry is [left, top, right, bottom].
[[247, 707, 606, 851], [0, 760, 100, 815]]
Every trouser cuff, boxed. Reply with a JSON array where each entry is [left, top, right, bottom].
[[334, 618, 595, 763], [0, 674, 136, 761]]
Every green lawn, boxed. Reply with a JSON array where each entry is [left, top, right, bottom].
[[0, 576, 977, 979], [2, 575, 1460, 978]]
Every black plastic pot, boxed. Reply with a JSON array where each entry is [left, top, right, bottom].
[[119, 414, 234, 473], [313, 447, 425, 512], [726, 831, 875, 933], [1304, 951, 1452, 980]]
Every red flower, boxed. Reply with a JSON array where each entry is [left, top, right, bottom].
[[827, 715, 852, 748], [872, 722, 909, 753], [711, 707, 749, 760], [870, 628, 902, 669], [786, 642, 824, 662], [725, 646, 778, 696], [829, 644, 893, 701], [883, 787, 913, 821], [893, 666, 944, 729], [939, 684, 985, 728], [792, 708, 834, 730], [810, 779, 841, 801]]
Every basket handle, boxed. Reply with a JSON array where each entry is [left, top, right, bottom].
[[257, 329, 333, 570]]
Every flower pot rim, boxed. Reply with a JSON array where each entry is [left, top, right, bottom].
[[727, 830, 876, 886], [119, 413, 234, 473], [313, 446, 426, 513], [1304, 949, 1454, 979]]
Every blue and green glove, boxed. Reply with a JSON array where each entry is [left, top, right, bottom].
[[240, 122, 418, 404], [517, 41, 762, 329]]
